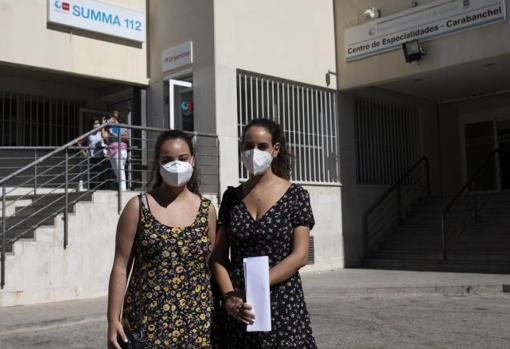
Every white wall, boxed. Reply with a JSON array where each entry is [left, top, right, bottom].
[[335, 0, 510, 90], [0, 0, 148, 85], [302, 186, 344, 271], [214, 0, 337, 88]]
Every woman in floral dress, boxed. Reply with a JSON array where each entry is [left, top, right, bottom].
[[107, 130, 216, 349], [211, 118, 317, 348]]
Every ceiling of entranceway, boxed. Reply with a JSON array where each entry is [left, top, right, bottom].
[[377, 53, 510, 103]]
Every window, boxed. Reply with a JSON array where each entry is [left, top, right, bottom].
[[0, 91, 82, 146], [354, 96, 421, 185], [237, 70, 340, 185]]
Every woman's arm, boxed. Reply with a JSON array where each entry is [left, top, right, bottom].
[[121, 129, 129, 143], [76, 138, 88, 158], [210, 225, 234, 295], [210, 225, 255, 324], [101, 127, 110, 143], [269, 226, 310, 286], [106, 196, 140, 349]]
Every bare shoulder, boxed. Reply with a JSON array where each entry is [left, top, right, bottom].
[[120, 195, 140, 220]]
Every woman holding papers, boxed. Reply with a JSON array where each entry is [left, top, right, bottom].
[[107, 130, 216, 349], [212, 118, 317, 348]]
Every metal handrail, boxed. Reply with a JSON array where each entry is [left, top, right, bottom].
[[1, 124, 220, 289], [363, 156, 430, 256], [441, 149, 501, 260], [365, 157, 430, 215]]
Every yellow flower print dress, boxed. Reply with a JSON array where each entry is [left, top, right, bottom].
[[123, 194, 213, 348]]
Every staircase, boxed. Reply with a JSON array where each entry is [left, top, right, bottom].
[[363, 150, 510, 273], [0, 190, 136, 306], [449, 192, 510, 264], [364, 192, 510, 273], [0, 124, 220, 306], [0, 192, 93, 254]]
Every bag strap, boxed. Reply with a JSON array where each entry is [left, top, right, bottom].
[[129, 193, 145, 260]]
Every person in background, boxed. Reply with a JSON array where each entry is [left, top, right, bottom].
[[211, 118, 317, 348], [79, 118, 107, 190], [107, 130, 217, 349], [102, 111, 128, 191]]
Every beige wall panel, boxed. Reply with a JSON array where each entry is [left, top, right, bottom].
[[214, 0, 337, 88], [0, 0, 147, 85]]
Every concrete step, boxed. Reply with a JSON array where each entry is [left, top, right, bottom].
[[13, 192, 92, 217], [447, 253, 510, 262], [1, 192, 93, 254], [0, 199, 32, 216], [0, 227, 36, 253], [363, 257, 510, 273], [368, 192, 510, 273], [1, 214, 56, 229], [384, 235, 439, 241], [455, 235, 510, 242], [392, 226, 441, 233], [402, 215, 442, 223], [374, 250, 443, 260]]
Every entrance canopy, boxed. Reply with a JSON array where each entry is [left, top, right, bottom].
[[377, 53, 510, 103]]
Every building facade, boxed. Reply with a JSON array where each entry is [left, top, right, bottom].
[[1, 0, 509, 305], [334, 0, 510, 265]]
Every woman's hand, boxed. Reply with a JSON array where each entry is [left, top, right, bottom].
[[224, 294, 256, 325], [107, 320, 127, 349]]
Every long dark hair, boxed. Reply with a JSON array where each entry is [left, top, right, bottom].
[[241, 118, 292, 180], [149, 130, 200, 194]]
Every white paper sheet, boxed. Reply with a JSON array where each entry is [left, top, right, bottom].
[[243, 256, 271, 332]]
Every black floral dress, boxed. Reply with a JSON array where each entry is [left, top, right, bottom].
[[123, 194, 213, 348], [214, 183, 317, 348]]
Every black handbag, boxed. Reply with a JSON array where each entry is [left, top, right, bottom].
[[117, 318, 145, 349]]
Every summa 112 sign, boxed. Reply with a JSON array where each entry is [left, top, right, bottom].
[[48, 0, 146, 43]]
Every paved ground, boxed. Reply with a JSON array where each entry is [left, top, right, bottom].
[[1, 269, 509, 349]]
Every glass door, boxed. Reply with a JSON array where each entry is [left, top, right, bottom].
[[168, 77, 193, 131]]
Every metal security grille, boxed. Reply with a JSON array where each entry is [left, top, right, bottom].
[[354, 96, 420, 185], [307, 236, 315, 265], [0, 91, 82, 146], [237, 70, 339, 184]]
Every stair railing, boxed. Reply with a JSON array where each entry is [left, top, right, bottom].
[[0, 124, 220, 289], [363, 157, 431, 257], [441, 149, 502, 260]]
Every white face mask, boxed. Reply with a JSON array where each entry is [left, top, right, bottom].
[[160, 160, 193, 187], [241, 149, 273, 175]]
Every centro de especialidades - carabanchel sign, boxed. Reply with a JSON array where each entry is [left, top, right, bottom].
[[47, 0, 146, 42], [344, 0, 506, 61]]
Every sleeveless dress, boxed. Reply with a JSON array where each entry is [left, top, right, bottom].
[[214, 183, 317, 348], [123, 194, 213, 348]]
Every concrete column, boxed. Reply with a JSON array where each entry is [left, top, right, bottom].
[[214, 65, 240, 198]]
